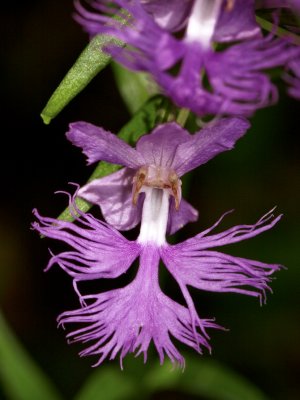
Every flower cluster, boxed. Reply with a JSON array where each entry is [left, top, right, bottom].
[[34, 118, 283, 367], [34, 0, 298, 367]]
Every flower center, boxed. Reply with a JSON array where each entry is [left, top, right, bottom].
[[185, 0, 223, 47], [132, 165, 182, 210], [137, 187, 169, 246]]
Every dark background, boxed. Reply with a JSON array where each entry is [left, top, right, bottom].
[[1, 1, 299, 399]]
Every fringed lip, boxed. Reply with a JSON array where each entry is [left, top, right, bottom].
[[34, 189, 283, 367]]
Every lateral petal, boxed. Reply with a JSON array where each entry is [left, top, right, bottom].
[[174, 117, 250, 176], [67, 121, 144, 167], [79, 168, 144, 231]]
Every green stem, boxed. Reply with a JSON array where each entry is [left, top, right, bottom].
[[41, 35, 122, 124], [256, 15, 300, 45], [176, 108, 190, 127]]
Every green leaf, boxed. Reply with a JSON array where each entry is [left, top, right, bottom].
[[58, 94, 171, 221], [41, 35, 122, 124], [74, 354, 268, 400], [112, 62, 155, 114], [144, 356, 268, 400], [0, 311, 62, 400], [75, 367, 137, 400], [255, 15, 300, 45]]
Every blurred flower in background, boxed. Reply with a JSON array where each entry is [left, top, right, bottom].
[[75, 0, 298, 116]]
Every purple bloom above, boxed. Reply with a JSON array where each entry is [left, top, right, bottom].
[[67, 118, 249, 233], [75, 0, 297, 116], [33, 187, 282, 367]]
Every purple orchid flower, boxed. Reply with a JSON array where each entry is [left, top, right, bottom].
[[74, 0, 298, 116], [66, 118, 249, 233], [33, 187, 282, 367]]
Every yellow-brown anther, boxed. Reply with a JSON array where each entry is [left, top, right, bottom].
[[225, 0, 234, 11], [132, 165, 182, 210], [169, 171, 181, 211], [132, 166, 147, 205]]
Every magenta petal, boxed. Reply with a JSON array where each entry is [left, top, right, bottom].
[[67, 121, 144, 167], [168, 198, 198, 235], [157, 38, 295, 117], [32, 206, 141, 282], [57, 246, 218, 367], [186, 208, 283, 247], [163, 248, 281, 304], [141, 0, 193, 32], [162, 210, 283, 304], [136, 122, 190, 169], [206, 36, 297, 109], [214, 0, 261, 43], [79, 168, 144, 231], [173, 117, 250, 177]]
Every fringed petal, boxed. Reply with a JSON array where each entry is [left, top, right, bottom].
[[182, 208, 283, 248], [57, 246, 220, 367], [32, 189, 141, 281], [162, 210, 283, 307]]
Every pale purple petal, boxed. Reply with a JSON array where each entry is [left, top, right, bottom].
[[57, 246, 219, 367], [161, 210, 282, 309], [78, 168, 144, 231], [163, 248, 280, 304], [75, 0, 296, 116], [67, 121, 144, 167], [140, 0, 193, 32], [136, 122, 191, 169], [155, 38, 296, 116], [32, 198, 141, 282], [173, 117, 250, 177], [182, 208, 282, 248], [168, 198, 198, 235], [215, 0, 261, 42]]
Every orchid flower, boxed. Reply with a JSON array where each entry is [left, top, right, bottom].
[[74, 0, 298, 116], [67, 118, 249, 233], [32, 116, 283, 367]]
